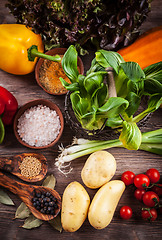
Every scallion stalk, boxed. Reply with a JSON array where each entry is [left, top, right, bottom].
[[55, 129, 162, 174]]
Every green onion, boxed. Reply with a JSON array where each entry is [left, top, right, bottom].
[[55, 129, 162, 174]]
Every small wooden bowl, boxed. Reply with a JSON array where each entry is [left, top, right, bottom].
[[35, 48, 84, 95], [13, 99, 64, 149]]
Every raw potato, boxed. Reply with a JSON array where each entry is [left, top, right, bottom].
[[88, 180, 125, 229], [61, 181, 90, 232], [81, 151, 116, 189]]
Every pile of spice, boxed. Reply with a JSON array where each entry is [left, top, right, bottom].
[[17, 105, 61, 147], [32, 190, 58, 215], [39, 57, 71, 94], [19, 156, 42, 178]]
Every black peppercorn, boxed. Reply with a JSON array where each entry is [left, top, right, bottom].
[[46, 192, 51, 197], [51, 210, 54, 215], [36, 200, 40, 206], [32, 191, 58, 215], [36, 192, 41, 198], [36, 205, 40, 210], [40, 209, 45, 214], [48, 206, 51, 211], [49, 201, 54, 207], [33, 197, 37, 202]]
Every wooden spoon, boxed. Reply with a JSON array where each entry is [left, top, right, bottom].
[[0, 171, 61, 221], [0, 153, 47, 182]]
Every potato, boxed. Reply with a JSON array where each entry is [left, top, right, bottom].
[[88, 180, 125, 229], [81, 151, 116, 189], [61, 181, 90, 232]]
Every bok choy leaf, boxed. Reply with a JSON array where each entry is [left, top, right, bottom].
[[60, 45, 162, 152], [119, 121, 142, 150]]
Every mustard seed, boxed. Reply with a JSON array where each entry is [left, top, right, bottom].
[[19, 156, 42, 178]]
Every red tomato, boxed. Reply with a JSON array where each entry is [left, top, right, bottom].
[[141, 208, 157, 221], [146, 168, 160, 183], [134, 189, 146, 201], [121, 171, 135, 186], [134, 174, 150, 189], [120, 206, 133, 220], [143, 191, 159, 207], [151, 184, 162, 196]]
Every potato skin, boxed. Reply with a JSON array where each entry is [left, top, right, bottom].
[[61, 181, 90, 232], [88, 180, 125, 229], [81, 151, 116, 189]]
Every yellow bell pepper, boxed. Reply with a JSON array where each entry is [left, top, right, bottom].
[[0, 24, 61, 75]]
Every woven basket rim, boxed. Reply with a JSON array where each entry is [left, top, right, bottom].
[[64, 91, 152, 140]]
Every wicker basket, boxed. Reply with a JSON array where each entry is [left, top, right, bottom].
[[64, 91, 152, 140]]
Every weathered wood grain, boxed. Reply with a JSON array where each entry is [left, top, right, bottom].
[[0, 0, 162, 239]]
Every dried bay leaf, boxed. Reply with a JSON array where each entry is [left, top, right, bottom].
[[0, 189, 14, 205], [42, 174, 56, 189], [15, 202, 31, 219], [22, 215, 43, 229], [48, 214, 62, 233]]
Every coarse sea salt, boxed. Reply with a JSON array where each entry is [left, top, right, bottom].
[[17, 105, 61, 147]]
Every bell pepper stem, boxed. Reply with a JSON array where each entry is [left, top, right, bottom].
[[28, 45, 61, 62], [0, 118, 5, 144]]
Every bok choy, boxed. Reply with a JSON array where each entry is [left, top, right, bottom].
[[60, 45, 162, 151]]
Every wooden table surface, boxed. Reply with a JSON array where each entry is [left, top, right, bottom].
[[0, 0, 162, 239]]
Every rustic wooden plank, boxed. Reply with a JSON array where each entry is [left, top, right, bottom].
[[0, 0, 162, 239]]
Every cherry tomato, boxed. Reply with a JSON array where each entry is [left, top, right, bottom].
[[146, 168, 160, 183], [120, 206, 133, 220], [134, 189, 146, 201], [134, 174, 150, 189], [141, 208, 157, 221], [151, 184, 162, 196], [143, 191, 159, 207], [121, 171, 135, 186]]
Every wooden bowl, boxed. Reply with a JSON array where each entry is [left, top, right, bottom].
[[13, 99, 64, 149], [35, 48, 84, 95]]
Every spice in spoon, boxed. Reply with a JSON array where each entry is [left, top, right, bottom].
[[19, 156, 42, 178], [32, 190, 58, 215]]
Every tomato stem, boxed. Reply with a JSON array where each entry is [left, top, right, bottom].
[[146, 183, 162, 189], [142, 208, 153, 221]]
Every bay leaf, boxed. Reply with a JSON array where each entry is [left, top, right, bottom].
[[42, 174, 56, 189], [15, 202, 31, 219], [0, 189, 14, 205], [48, 214, 62, 233], [22, 215, 43, 229]]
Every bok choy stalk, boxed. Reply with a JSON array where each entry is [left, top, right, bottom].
[[55, 129, 162, 174], [60, 45, 162, 152]]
